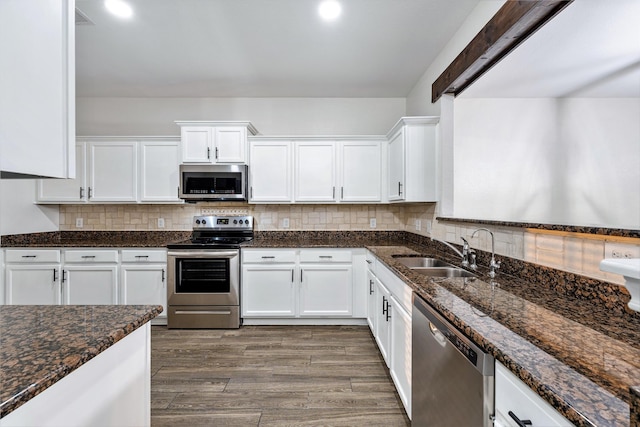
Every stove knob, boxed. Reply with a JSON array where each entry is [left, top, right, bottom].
[[195, 219, 200, 224], [245, 219, 249, 225], [233, 219, 238, 224], [202, 219, 206, 225]]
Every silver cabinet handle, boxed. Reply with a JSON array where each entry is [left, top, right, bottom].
[[319, 255, 333, 259], [366, 259, 372, 264], [398, 182, 403, 196], [162, 269, 165, 282], [291, 269, 294, 283], [261, 256, 275, 259], [300, 269, 303, 283], [207, 147, 211, 159], [332, 186, 335, 199], [79, 187, 84, 199], [135, 255, 149, 259], [369, 279, 374, 295], [61, 270, 67, 283], [382, 296, 388, 315], [88, 187, 93, 199], [53, 269, 57, 282], [21, 255, 37, 258], [215, 147, 219, 159], [81, 255, 96, 259]]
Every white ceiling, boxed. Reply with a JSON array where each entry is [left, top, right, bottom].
[[75, 0, 482, 98], [461, 0, 640, 98]]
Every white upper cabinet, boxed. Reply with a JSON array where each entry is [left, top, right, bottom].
[[176, 121, 258, 164], [295, 141, 337, 202], [0, 0, 75, 179], [37, 144, 87, 203], [387, 117, 438, 202], [248, 139, 293, 202], [250, 137, 383, 204], [37, 137, 181, 204], [88, 141, 138, 202], [339, 140, 382, 202], [140, 140, 181, 202]]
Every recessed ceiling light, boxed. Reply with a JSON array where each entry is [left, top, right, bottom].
[[105, 0, 133, 19], [318, 0, 342, 22]]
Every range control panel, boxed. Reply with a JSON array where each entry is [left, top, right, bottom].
[[192, 215, 253, 230]]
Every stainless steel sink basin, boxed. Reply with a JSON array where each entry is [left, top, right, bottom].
[[394, 257, 453, 268], [412, 267, 476, 278]]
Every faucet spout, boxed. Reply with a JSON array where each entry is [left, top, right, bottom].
[[470, 228, 501, 278], [431, 237, 467, 262]]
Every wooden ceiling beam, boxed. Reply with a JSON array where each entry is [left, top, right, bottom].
[[432, 0, 573, 103]]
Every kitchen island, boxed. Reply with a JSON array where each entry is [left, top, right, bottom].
[[0, 304, 162, 426]]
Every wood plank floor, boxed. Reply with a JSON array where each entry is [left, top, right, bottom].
[[151, 325, 410, 426]]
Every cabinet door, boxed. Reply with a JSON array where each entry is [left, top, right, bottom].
[[295, 141, 336, 202], [140, 140, 181, 202], [299, 265, 352, 316], [121, 265, 167, 318], [37, 143, 86, 203], [339, 141, 381, 202], [388, 129, 405, 201], [249, 140, 293, 202], [375, 279, 392, 366], [5, 265, 61, 305], [242, 265, 296, 317], [181, 127, 213, 163], [87, 141, 138, 202], [0, 0, 74, 178], [63, 265, 118, 305], [366, 270, 378, 333], [215, 127, 246, 163], [390, 295, 412, 419]]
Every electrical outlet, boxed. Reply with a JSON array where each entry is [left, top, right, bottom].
[[282, 218, 290, 228], [370, 218, 377, 228], [606, 243, 640, 259], [415, 219, 421, 231], [157, 218, 165, 228], [75, 218, 83, 228]]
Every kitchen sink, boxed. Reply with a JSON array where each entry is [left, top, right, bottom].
[[412, 267, 477, 278], [394, 257, 454, 268]]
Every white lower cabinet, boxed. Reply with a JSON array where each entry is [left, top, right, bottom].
[[495, 362, 574, 427], [2, 248, 167, 317], [366, 250, 412, 420], [4, 249, 62, 305], [120, 249, 167, 323], [63, 265, 118, 305], [241, 248, 362, 323]]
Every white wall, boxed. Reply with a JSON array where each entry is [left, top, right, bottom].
[[0, 179, 59, 235], [77, 97, 406, 136], [405, 1, 505, 116], [453, 98, 640, 229]]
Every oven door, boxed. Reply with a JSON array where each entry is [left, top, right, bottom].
[[167, 250, 239, 306]]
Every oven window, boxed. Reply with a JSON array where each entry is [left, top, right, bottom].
[[176, 258, 231, 293]]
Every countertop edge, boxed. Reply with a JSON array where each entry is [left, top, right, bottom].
[[0, 305, 162, 419]]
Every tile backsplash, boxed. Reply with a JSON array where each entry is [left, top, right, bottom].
[[59, 203, 639, 286]]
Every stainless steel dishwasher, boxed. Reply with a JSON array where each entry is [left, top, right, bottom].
[[412, 294, 495, 427]]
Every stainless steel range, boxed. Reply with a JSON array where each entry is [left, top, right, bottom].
[[166, 215, 253, 329]]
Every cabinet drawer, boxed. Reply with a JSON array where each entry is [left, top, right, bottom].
[[5, 249, 60, 263], [495, 362, 573, 427], [299, 249, 351, 263], [121, 249, 166, 263], [242, 249, 297, 263], [64, 250, 119, 263]]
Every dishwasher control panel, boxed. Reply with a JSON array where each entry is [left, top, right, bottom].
[[443, 329, 478, 365]]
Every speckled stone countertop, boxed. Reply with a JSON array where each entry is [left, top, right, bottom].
[[1, 231, 191, 247], [365, 244, 640, 427], [0, 305, 162, 418]]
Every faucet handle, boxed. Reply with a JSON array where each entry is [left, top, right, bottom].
[[469, 250, 477, 270]]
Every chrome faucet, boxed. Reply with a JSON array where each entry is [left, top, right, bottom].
[[469, 228, 501, 278], [431, 237, 470, 267]]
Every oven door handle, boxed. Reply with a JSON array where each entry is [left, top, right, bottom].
[[167, 250, 239, 258]]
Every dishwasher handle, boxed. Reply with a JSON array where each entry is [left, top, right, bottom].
[[429, 322, 447, 347]]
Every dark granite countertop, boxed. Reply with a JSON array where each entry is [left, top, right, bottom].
[[3, 230, 639, 425], [0, 305, 162, 418], [366, 245, 640, 427], [1, 231, 191, 248]]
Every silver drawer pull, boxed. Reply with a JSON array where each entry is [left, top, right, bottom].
[[366, 259, 372, 264], [81, 255, 96, 259], [319, 255, 333, 259], [175, 310, 232, 315], [261, 256, 276, 259], [21, 255, 37, 258], [135, 255, 149, 258]]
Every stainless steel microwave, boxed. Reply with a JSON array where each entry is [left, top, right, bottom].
[[179, 164, 248, 202]]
